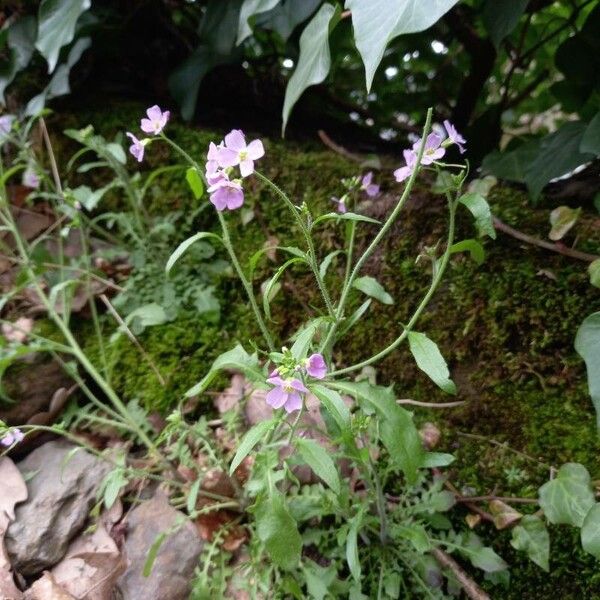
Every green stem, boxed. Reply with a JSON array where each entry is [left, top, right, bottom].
[[344, 220, 357, 286], [161, 135, 203, 172], [255, 171, 336, 319], [319, 108, 434, 355], [331, 185, 458, 377], [217, 211, 275, 352]]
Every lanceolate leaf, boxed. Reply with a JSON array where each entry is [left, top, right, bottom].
[[575, 312, 600, 427], [282, 3, 340, 134], [408, 331, 457, 394], [229, 419, 274, 475], [36, 0, 91, 73], [165, 231, 221, 275], [352, 275, 394, 305], [510, 515, 549, 571], [310, 384, 351, 431], [295, 437, 340, 494], [538, 463, 595, 527], [346, 0, 459, 91]]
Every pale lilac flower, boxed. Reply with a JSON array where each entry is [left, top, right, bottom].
[[217, 130, 265, 177], [443, 120, 466, 154], [331, 196, 347, 213], [140, 105, 170, 135], [360, 172, 380, 197], [1, 428, 24, 447], [22, 165, 40, 189], [2, 317, 33, 344], [305, 353, 327, 379], [266, 375, 308, 413], [126, 132, 145, 162], [208, 175, 244, 211], [0, 115, 15, 143], [413, 133, 445, 165], [394, 149, 418, 183]]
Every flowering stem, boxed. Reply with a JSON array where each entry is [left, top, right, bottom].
[[319, 108, 434, 357], [344, 220, 357, 286], [331, 184, 459, 377], [161, 134, 203, 172], [254, 171, 336, 319], [216, 211, 275, 352]]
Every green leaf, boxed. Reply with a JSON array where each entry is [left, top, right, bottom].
[[408, 331, 456, 395], [450, 239, 485, 265], [263, 257, 307, 320], [458, 193, 496, 239], [257, 0, 321, 41], [229, 419, 274, 475], [346, 512, 362, 582], [102, 469, 127, 509], [482, 0, 528, 48], [255, 491, 302, 570], [166, 231, 220, 275], [310, 384, 351, 431], [290, 320, 321, 360], [549, 206, 580, 241], [421, 452, 455, 468], [122, 303, 168, 337], [319, 250, 343, 280], [295, 437, 340, 494], [237, 0, 281, 44], [397, 523, 430, 553], [187, 478, 201, 514], [185, 167, 204, 199], [352, 275, 393, 305], [312, 212, 380, 226], [346, 0, 459, 91], [143, 532, 167, 577], [510, 515, 550, 571], [332, 381, 424, 483], [338, 299, 371, 338], [185, 344, 263, 397], [482, 139, 541, 184], [588, 259, 600, 288], [462, 532, 508, 573], [538, 463, 595, 527], [575, 313, 600, 427], [581, 503, 600, 559], [524, 122, 595, 202], [282, 3, 339, 134], [36, 0, 91, 73], [581, 112, 600, 155]]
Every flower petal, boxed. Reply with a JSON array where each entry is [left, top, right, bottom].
[[217, 147, 240, 168], [239, 159, 254, 177], [284, 392, 303, 413], [266, 387, 288, 409], [289, 378, 308, 393], [146, 105, 162, 120], [224, 129, 246, 152], [246, 139, 265, 160]]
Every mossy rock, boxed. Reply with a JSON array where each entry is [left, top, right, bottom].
[[56, 102, 600, 595]]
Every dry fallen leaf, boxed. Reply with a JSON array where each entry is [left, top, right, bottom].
[[0, 457, 28, 599], [23, 572, 75, 600], [489, 499, 522, 530]]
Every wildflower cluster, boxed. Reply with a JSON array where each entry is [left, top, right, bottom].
[[265, 350, 327, 413], [205, 130, 265, 211], [331, 171, 380, 213], [394, 120, 466, 183], [126, 105, 170, 162]]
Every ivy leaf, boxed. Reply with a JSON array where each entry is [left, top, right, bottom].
[[458, 193, 496, 239], [352, 275, 393, 305], [548, 206, 580, 241], [408, 331, 456, 395], [482, 139, 541, 183], [538, 463, 595, 527], [295, 437, 340, 494], [255, 491, 302, 570], [510, 515, 550, 572], [237, 0, 281, 44], [282, 3, 340, 134], [581, 503, 600, 559], [588, 259, 600, 288], [580, 112, 600, 155], [575, 313, 600, 427], [482, 0, 528, 48], [462, 532, 508, 573], [257, 0, 321, 41], [36, 0, 91, 73], [229, 419, 274, 475], [346, 0, 459, 91]]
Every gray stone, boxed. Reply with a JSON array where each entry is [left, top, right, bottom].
[[5, 440, 111, 575], [117, 493, 203, 600]]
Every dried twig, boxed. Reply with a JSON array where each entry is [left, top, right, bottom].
[[431, 547, 491, 600], [317, 130, 363, 163]]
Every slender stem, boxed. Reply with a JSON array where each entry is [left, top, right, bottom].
[[255, 171, 336, 319], [331, 188, 458, 377], [217, 211, 275, 352], [344, 220, 356, 285], [286, 402, 306, 444], [320, 108, 433, 355], [161, 135, 203, 172]]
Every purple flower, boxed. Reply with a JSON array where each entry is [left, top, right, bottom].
[[331, 196, 347, 213], [208, 175, 245, 211], [305, 353, 327, 379], [394, 149, 418, 183], [140, 105, 170, 135], [0, 114, 15, 142], [266, 375, 308, 413], [217, 129, 265, 177], [22, 165, 40, 189], [127, 132, 145, 162], [443, 120, 466, 154], [361, 172, 380, 197], [1, 428, 24, 447], [413, 133, 445, 165]]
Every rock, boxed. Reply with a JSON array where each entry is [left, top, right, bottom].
[[117, 493, 202, 600], [5, 441, 111, 575]]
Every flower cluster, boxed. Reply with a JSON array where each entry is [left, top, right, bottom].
[[266, 353, 327, 413], [205, 130, 265, 211], [331, 171, 381, 213], [126, 105, 170, 163], [0, 114, 15, 145], [1, 427, 24, 447], [394, 120, 466, 183], [2, 317, 33, 343]]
